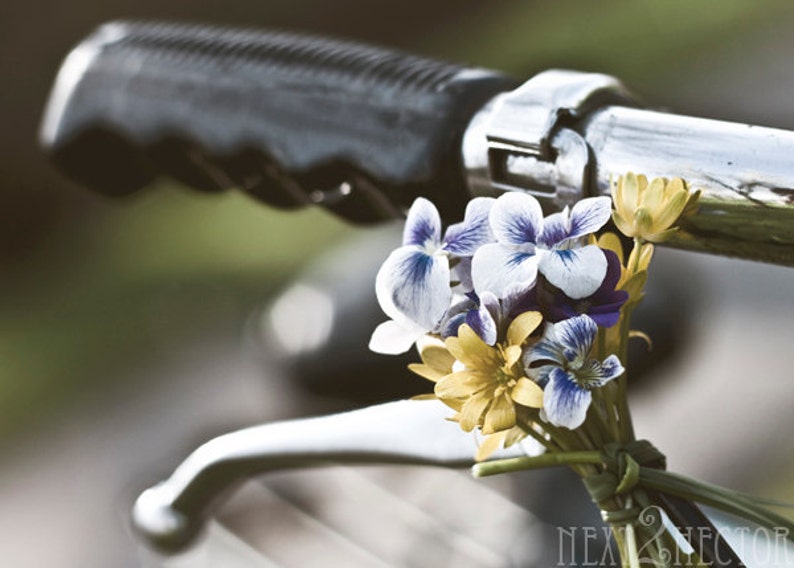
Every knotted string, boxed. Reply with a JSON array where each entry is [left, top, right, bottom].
[[582, 440, 666, 524], [473, 440, 794, 542]]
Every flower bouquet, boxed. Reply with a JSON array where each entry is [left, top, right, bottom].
[[370, 173, 793, 567]]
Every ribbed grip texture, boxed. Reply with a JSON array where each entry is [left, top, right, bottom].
[[40, 21, 518, 222]]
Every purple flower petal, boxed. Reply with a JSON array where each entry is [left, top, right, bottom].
[[478, 291, 501, 324], [403, 197, 441, 248], [600, 248, 623, 291], [503, 283, 540, 318], [538, 245, 607, 299], [443, 197, 495, 255], [439, 295, 477, 338], [490, 192, 543, 247], [586, 301, 626, 328], [541, 299, 578, 324], [568, 196, 612, 240], [543, 367, 592, 429], [466, 303, 497, 345], [598, 354, 624, 382], [471, 243, 539, 298], [554, 315, 597, 362], [441, 311, 468, 338], [538, 210, 571, 249], [375, 245, 451, 330], [526, 337, 565, 366]]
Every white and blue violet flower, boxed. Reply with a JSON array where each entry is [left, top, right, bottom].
[[471, 193, 613, 300], [526, 315, 624, 429], [369, 197, 494, 354]]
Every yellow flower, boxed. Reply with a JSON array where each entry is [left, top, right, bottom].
[[432, 312, 545, 436], [611, 172, 700, 242]]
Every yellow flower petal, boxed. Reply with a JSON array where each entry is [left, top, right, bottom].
[[441, 398, 464, 412], [636, 174, 649, 193], [663, 177, 685, 200], [475, 431, 507, 462], [459, 391, 491, 432], [612, 211, 637, 238], [614, 172, 637, 220], [503, 425, 528, 448], [444, 336, 466, 362], [451, 325, 500, 369], [418, 344, 455, 374], [650, 189, 687, 234], [506, 311, 543, 347], [511, 377, 544, 408], [408, 363, 445, 382], [620, 271, 648, 303], [641, 176, 666, 213], [615, 172, 640, 215], [410, 393, 439, 401], [482, 393, 516, 434], [645, 228, 679, 243], [502, 344, 523, 368], [597, 232, 625, 262], [434, 371, 481, 399]]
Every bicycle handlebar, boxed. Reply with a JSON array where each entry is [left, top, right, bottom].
[[39, 21, 516, 223], [41, 20, 794, 265]]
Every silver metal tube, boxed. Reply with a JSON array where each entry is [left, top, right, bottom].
[[583, 106, 794, 265], [464, 70, 794, 266]]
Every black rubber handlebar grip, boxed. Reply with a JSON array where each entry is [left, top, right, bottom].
[[40, 21, 518, 222]]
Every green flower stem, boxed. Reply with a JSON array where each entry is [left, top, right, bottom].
[[575, 425, 597, 451], [625, 520, 641, 568], [539, 422, 600, 478], [616, 304, 637, 443], [542, 422, 580, 452], [612, 236, 650, 445], [629, 237, 645, 273], [475, 448, 794, 553], [610, 527, 630, 568], [639, 469, 794, 540], [601, 380, 623, 440], [597, 324, 608, 359], [472, 451, 602, 477], [585, 387, 611, 444], [517, 421, 555, 452]]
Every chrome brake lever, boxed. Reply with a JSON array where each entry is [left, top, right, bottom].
[[132, 399, 526, 553]]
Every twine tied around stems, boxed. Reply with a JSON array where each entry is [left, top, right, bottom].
[[582, 440, 667, 524], [582, 440, 666, 524], [473, 439, 794, 543]]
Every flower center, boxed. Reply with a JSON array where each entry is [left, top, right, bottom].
[[574, 299, 593, 314], [494, 367, 516, 387]]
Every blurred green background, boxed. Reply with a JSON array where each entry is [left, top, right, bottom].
[[2, 1, 793, 566]]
